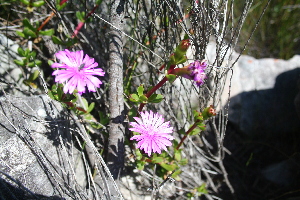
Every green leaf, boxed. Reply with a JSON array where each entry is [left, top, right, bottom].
[[16, 31, 25, 38], [129, 93, 139, 102], [150, 94, 163, 103], [90, 122, 103, 129], [65, 37, 77, 47], [81, 98, 88, 110], [39, 29, 54, 36], [136, 160, 146, 170], [160, 163, 177, 171], [179, 158, 188, 166], [29, 51, 36, 58], [28, 70, 39, 81], [178, 128, 185, 135], [99, 111, 109, 125], [51, 35, 64, 45], [86, 102, 95, 114], [23, 79, 37, 88], [48, 90, 56, 100], [175, 55, 187, 65], [24, 48, 30, 57], [190, 128, 201, 136], [14, 59, 25, 67], [152, 157, 164, 164], [96, 0, 103, 5], [196, 122, 206, 131], [135, 149, 143, 160], [57, 85, 63, 100], [48, 60, 54, 66], [174, 150, 181, 161], [171, 169, 182, 178], [20, 0, 29, 5], [196, 183, 208, 194], [171, 169, 182, 181], [76, 11, 85, 21], [166, 74, 177, 83], [137, 85, 144, 96], [139, 94, 148, 102], [32, 0, 45, 7], [23, 19, 36, 32], [17, 47, 24, 56], [24, 27, 37, 38], [27, 61, 35, 67]]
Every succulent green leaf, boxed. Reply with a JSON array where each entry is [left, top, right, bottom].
[[171, 169, 182, 177], [196, 122, 206, 130], [28, 70, 39, 81], [29, 51, 36, 58], [166, 74, 176, 83], [96, 0, 103, 4], [76, 11, 84, 21], [150, 94, 164, 103], [129, 93, 139, 102], [148, 94, 157, 102], [90, 122, 103, 129], [179, 158, 188, 166], [174, 150, 181, 161], [197, 183, 208, 194], [23, 18, 36, 31], [14, 59, 25, 67], [86, 102, 95, 114], [175, 56, 187, 65], [135, 149, 143, 160], [27, 61, 35, 67], [178, 128, 185, 135], [48, 60, 54, 66], [16, 31, 25, 38], [32, 0, 45, 7], [160, 163, 177, 171], [39, 29, 54, 36], [48, 90, 56, 100], [137, 85, 144, 97], [152, 156, 164, 164], [99, 111, 109, 125], [136, 160, 146, 170], [17, 47, 25, 56], [190, 128, 201, 136], [51, 35, 64, 45], [139, 94, 148, 102], [24, 27, 37, 38], [20, 0, 29, 5]]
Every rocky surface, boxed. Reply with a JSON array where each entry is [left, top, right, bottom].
[[0, 95, 121, 200]]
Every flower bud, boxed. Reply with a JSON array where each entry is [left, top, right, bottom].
[[202, 105, 216, 120]]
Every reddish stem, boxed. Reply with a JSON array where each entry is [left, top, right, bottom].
[[37, 12, 55, 32], [138, 64, 176, 112], [71, 4, 99, 38], [176, 120, 200, 150]]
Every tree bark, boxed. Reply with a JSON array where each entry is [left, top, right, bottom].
[[107, 0, 126, 180]]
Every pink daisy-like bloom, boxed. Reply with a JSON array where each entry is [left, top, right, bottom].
[[130, 111, 174, 157], [183, 60, 207, 87], [51, 49, 105, 95]]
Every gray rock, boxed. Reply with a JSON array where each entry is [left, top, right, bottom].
[[0, 95, 122, 200], [225, 55, 300, 135]]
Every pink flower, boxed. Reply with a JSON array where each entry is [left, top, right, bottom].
[[183, 60, 207, 87], [130, 111, 174, 157], [51, 49, 105, 95]]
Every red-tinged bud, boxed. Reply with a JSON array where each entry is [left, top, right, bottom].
[[60, 0, 68, 5], [178, 39, 190, 52], [202, 105, 216, 120]]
